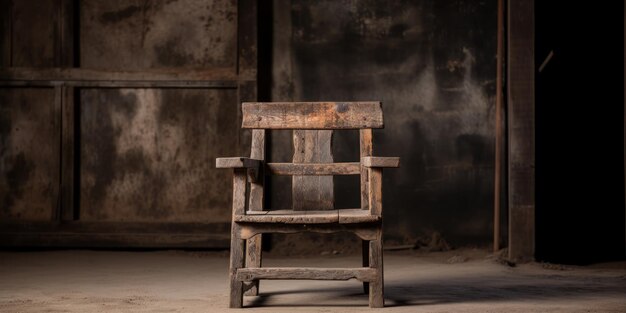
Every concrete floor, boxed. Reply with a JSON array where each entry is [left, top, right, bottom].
[[0, 249, 625, 312]]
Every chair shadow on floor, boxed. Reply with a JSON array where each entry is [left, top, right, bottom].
[[245, 273, 626, 308]]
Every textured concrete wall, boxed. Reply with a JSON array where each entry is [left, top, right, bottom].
[[271, 0, 497, 245]]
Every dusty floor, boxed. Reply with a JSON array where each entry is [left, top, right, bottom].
[[0, 248, 625, 312]]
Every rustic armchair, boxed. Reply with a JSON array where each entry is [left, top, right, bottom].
[[216, 101, 399, 308]]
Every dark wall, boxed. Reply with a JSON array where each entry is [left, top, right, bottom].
[[535, 0, 625, 264], [270, 0, 498, 245]]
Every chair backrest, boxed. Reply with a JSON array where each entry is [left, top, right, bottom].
[[242, 102, 383, 211]]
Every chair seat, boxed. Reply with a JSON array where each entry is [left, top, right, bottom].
[[234, 209, 380, 224]]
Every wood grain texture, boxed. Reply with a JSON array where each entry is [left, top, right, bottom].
[[237, 267, 377, 282], [216, 157, 261, 169], [267, 162, 360, 175], [362, 157, 400, 168], [231, 169, 247, 216], [292, 130, 334, 210], [368, 168, 383, 216], [229, 224, 245, 308], [242, 102, 383, 129], [245, 130, 264, 296], [362, 239, 370, 294], [360, 129, 373, 210], [239, 223, 380, 241], [236, 209, 380, 224], [508, 0, 535, 263], [245, 233, 262, 296], [338, 209, 381, 224], [369, 236, 384, 308], [236, 210, 338, 224]]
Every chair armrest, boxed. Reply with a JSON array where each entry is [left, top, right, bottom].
[[216, 157, 262, 169], [361, 156, 400, 168]]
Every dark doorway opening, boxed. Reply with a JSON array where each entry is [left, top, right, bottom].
[[535, 1, 625, 264]]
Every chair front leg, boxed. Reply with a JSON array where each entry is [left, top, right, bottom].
[[229, 169, 247, 308], [244, 234, 262, 296]]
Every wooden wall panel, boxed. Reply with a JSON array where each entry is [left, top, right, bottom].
[[11, 0, 59, 67], [0, 0, 11, 67], [0, 88, 59, 220], [80, 0, 237, 69], [79, 88, 238, 223]]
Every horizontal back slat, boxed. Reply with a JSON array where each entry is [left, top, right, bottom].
[[267, 162, 360, 176], [242, 102, 383, 129]]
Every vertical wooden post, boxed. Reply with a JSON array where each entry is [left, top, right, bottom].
[[507, 0, 535, 263], [361, 239, 370, 294], [494, 0, 505, 252], [229, 168, 247, 308], [368, 230, 384, 308], [360, 129, 373, 210], [360, 129, 373, 294], [292, 130, 334, 210], [623, 0, 626, 255], [245, 129, 265, 296], [368, 168, 383, 216]]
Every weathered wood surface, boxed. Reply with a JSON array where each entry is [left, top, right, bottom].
[[0, 68, 237, 82], [237, 267, 377, 282], [508, 0, 535, 263], [293, 130, 334, 210], [230, 168, 247, 307], [239, 223, 380, 241], [236, 210, 338, 224], [81, 0, 237, 70], [0, 0, 12, 67], [11, 0, 58, 67], [368, 168, 383, 216], [0, 88, 59, 221], [231, 169, 247, 216], [216, 157, 261, 169], [229, 224, 245, 308], [362, 157, 400, 168], [267, 162, 360, 175], [235, 209, 379, 224], [242, 102, 384, 129], [360, 129, 373, 210], [80, 88, 238, 224], [245, 130, 264, 296], [369, 235, 384, 308], [338, 209, 381, 224], [362, 239, 370, 293]]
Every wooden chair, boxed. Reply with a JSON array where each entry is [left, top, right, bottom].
[[216, 102, 399, 308]]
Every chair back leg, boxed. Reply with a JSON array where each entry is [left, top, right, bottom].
[[368, 230, 384, 308], [229, 224, 245, 308]]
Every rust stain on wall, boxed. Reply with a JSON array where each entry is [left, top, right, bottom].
[[80, 88, 238, 223]]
